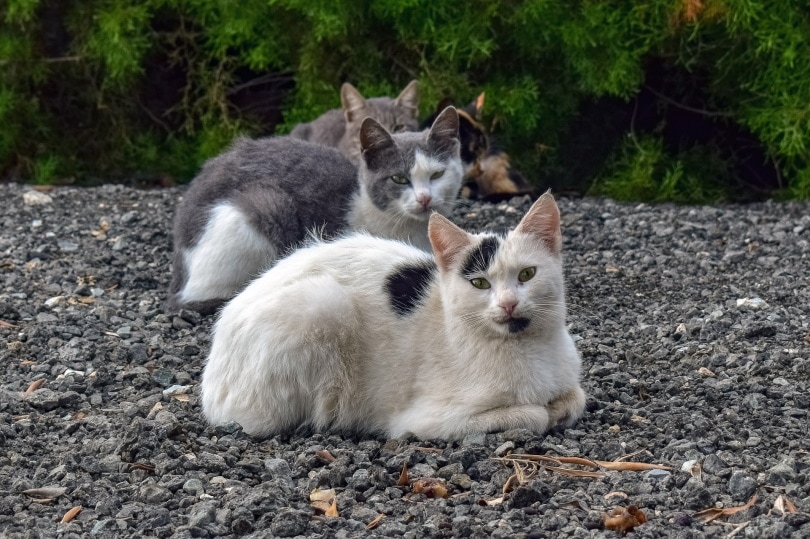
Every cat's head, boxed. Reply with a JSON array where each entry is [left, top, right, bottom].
[[338, 81, 421, 163], [428, 192, 566, 337], [358, 106, 464, 220]]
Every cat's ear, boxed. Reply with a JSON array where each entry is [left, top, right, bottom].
[[464, 92, 485, 120], [395, 80, 420, 114], [341, 83, 368, 123], [429, 213, 472, 272], [514, 191, 562, 256], [360, 117, 395, 168], [428, 106, 460, 156]]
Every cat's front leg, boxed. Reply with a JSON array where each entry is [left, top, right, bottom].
[[546, 386, 586, 428], [464, 404, 551, 436]]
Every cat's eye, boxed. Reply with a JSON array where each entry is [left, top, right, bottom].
[[393, 124, 405, 132], [430, 170, 445, 180], [470, 277, 491, 290], [390, 174, 409, 185], [518, 267, 536, 283]]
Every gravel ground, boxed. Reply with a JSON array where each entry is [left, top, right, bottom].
[[0, 182, 808, 539]]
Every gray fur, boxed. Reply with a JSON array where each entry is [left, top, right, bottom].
[[289, 81, 420, 165], [168, 137, 358, 313]]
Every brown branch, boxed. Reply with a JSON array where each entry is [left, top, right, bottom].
[[644, 84, 734, 118]]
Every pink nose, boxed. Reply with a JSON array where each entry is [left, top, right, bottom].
[[416, 193, 432, 208], [501, 300, 517, 317]]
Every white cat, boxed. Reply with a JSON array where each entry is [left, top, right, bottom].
[[201, 192, 586, 439]]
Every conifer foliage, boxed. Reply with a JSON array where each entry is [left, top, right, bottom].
[[1, 0, 808, 201]]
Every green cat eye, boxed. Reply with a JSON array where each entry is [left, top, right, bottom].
[[430, 170, 445, 180], [390, 174, 409, 185], [518, 266, 536, 283], [470, 277, 491, 290]]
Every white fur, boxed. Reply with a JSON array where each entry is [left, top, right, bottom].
[[202, 202, 585, 440], [179, 202, 276, 304], [348, 149, 463, 251]]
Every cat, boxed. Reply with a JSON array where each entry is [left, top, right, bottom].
[[289, 80, 420, 165], [424, 92, 533, 202], [168, 106, 463, 314], [201, 192, 586, 440]]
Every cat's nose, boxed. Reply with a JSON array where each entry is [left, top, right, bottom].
[[501, 299, 518, 316], [416, 193, 432, 209]]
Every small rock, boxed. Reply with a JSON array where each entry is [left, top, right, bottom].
[[728, 470, 757, 501], [162, 384, 193, 397], [645, 469, 672, 481], [151, 369, 175, 387], [264, 458, 292, 481], [171, 316, 192, 330], [461, 432, 486, 446], [766, 461, 796, 485], [270, 508, 309, 537], [494, 441, 515, 457], [45, 296, 66, 308], [23, 190, 53, 206], [736, 297, 768, 309], [508, 479, 552, 509], [139, 483, 171, 504], [183, 478, 204, 496], [188, 501, 217, 527], [36, 312, 58, 323], [58, 240, 79, 252]]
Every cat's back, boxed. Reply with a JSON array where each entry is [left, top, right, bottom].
[[289, 109, 346, 146]]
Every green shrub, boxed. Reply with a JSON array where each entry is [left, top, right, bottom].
[[0, 0, 808, 202]]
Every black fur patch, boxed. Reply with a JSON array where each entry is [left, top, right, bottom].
[[461, 236, 499, 277], [508, 317, 530, 333], [385, 261, 437, 316]]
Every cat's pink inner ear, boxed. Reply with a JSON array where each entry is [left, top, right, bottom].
[[515, 191, 562, 255], [360, 118, 394, 152], [341, 83, 367, 123], [395, 80, 420, 112], [429, 213, 471, 272]]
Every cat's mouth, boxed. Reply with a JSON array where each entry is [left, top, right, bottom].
[[497, 317, 530, 334]]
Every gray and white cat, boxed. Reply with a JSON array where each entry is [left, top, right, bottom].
[[289, 80, 420, 165], [201, 192, 586, 439], [168, 106, 463, 314]]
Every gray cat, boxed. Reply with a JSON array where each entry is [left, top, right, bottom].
[[169, 106, 463, 314], [289, 80, 420, 165]]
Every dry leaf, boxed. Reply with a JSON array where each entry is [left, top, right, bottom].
[[697, 367, 715, 377], [0, 320, 18, 328], [543, 465, 605, 478], [12, 414, 30, 422], [309, 488, 337, 515], [502, 473, 520, 494], [604, 491, 629, 501], [72, 411, 86, 421], [397, 462, 409, 487], [20, 360, 36, 365], [60, 505, 82, 523], [315, 449, 336, 463], [412, 477, 450, 499], [772, 494, 797, 515], [25, 379, 45, 394], [22, 486, 67, 499], [606, 265, 620, 273], [365, 514, 385, 530], [484, 496, 505, 506], [593, 460, 672, 472], [695, 493, 758, 523], [603, 505, 647, 534], [171, 393, 190, 403], [104, 331, 120, 338]]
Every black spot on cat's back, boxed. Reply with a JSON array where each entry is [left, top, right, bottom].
[[461, 236, 500, 277], [385, 260, 437, 316]]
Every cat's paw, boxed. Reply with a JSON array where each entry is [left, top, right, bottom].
[[547, 386, 586, 428]]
